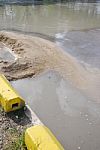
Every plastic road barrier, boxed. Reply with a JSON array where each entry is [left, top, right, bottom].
[[25, 125, 64, 150], [0, 74, 25, 112]]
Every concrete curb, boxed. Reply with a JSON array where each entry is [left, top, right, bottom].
[[25, 105, 43, 125]]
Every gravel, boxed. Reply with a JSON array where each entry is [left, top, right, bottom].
[[0, 107, 32, 150]]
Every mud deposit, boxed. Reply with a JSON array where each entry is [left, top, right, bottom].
[[0, 31, 100, 100], [11, 71, 100, 150], [0, 31, 100, 150]]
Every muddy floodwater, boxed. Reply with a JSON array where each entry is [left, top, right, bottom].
[[0, 2, 100, 150], [0, 3, 100, 68], [56, 29, 100, 68], [11, 71, 100, 150], [0, 3, 100, 35]]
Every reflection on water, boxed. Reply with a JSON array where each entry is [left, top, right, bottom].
[[11, 71, 100, 150], [0, 3, 100, 36]]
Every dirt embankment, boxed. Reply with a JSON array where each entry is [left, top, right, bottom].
[[0, 31, 100, 101]]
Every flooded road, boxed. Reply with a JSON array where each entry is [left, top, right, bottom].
[[11, 71, 100, 150], [0, 3, 100, 67], [0, 2, 100, 150]]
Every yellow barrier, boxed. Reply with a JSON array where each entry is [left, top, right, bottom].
[[0, 74, 25, 112], [25, 125, 64, 150]]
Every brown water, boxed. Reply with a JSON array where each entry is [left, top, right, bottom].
[[0, 3, 100, 67], [0, 3, 100, 35], [1, 2, 100, 150], [11, 71, 100, 150]]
